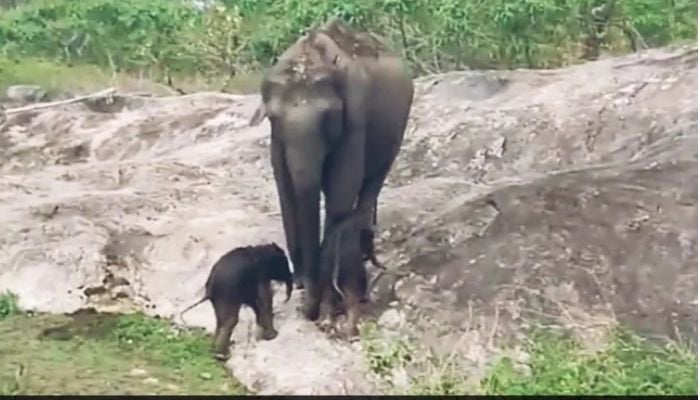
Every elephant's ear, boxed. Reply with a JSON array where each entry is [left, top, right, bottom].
[[249, 102, 267, 127]]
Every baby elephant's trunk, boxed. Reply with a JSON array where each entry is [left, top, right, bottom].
[[284, 276, 293, 302]]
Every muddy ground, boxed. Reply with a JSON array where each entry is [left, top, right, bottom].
[[0, 45, 697, 395]]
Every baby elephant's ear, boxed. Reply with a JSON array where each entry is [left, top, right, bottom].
[[249, 102, 267, 126]]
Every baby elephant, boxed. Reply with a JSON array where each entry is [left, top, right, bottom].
[[179, 242, 293, 361], [317, 209, 374, 339]]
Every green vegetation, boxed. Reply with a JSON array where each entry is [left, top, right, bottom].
[[0, 291, 21, 319], [483, 329, 697, 395], [0, 291, 244, 395], [360, 322, 698, 395], [0, 57, 114, 96], [0, 0, 696, 93]]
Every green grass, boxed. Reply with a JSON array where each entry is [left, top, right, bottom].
[[360, 321, 698, 395], [0, 57, 114, 97], [0, 57, 263, 99], [483, 328, 697, 395], [0, 291, 245, 395], [359, 322, 474, 395]]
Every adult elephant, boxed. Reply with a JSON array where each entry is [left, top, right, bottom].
[[249, 18, 414, 321]]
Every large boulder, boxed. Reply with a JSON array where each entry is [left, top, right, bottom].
[[0, 45, 696, 394]]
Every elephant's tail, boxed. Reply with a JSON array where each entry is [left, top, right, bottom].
[[178, 294, 210, 325]]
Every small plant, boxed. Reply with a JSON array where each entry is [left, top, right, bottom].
[[407, 356, 471, 395], [360, 322, 414, 382], [361, 322, 475, 395], [0, 291, 21, 319]]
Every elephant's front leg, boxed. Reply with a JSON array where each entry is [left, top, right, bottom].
[[283, 139, 325, 321]]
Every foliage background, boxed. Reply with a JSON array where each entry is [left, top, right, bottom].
[[0, 0, 697, 89]]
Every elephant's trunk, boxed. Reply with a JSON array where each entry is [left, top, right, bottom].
[[287, 145, 323, 290], [296, 186, 321, 286], [275, 122, 327, 320]]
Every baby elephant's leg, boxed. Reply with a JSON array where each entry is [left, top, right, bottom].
[[213, 301, 241, 361], [317, 285, 335, 333], [254, 282, 278, 341], [342, 284, 364, 340]]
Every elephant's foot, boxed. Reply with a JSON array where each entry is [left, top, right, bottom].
[[316, 317, 335, 333], [344, 323, 360, 340], [258, 328, 279, 341], [327, 324, 359, 342], [302, 298, 321, 321], [345, 333, 361, 343], [213, 350, 230, 361], [332, 301, 346, 317], [304, 305, 320, 321]]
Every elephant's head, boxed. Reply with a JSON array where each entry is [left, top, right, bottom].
[[249, 60, 345, 137], [263, 242, 294, 302]]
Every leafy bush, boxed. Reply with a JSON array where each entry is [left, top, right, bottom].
[[0, 0, 200, 73], [0, 0, 696, 84]]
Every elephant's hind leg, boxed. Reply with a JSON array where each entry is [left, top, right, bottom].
[[356, 152, 400, 230], [213, 301, 241, 361], [343, 287, 363, 339], [317, 285, 336, 333]]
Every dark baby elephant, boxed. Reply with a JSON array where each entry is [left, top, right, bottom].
[[249, 18, 414, 321], [179, 243, 293, 361]]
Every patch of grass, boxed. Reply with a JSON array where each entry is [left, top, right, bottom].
[[173, 70, 264, 95], [482, 328, 698, 395], [360, 321, 472, 395], [0, 57, 263, 100], [360, 322, 414, 381], [0, 57, 113, 97], [0, 304, 245, 395], [406, 358, 472, 395], [362, 320, 697, 396], [0, 291, 21, 319]]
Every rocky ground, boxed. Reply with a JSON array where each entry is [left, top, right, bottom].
[[0, 45, 697, 395]]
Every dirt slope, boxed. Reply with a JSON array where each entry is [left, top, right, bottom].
[[0, 45, 697, 394]]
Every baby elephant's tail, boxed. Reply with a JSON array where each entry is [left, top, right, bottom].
[[178, 295, 209, 325]]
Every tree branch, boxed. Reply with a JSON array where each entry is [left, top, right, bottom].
[[5, 88, 117, 115]]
